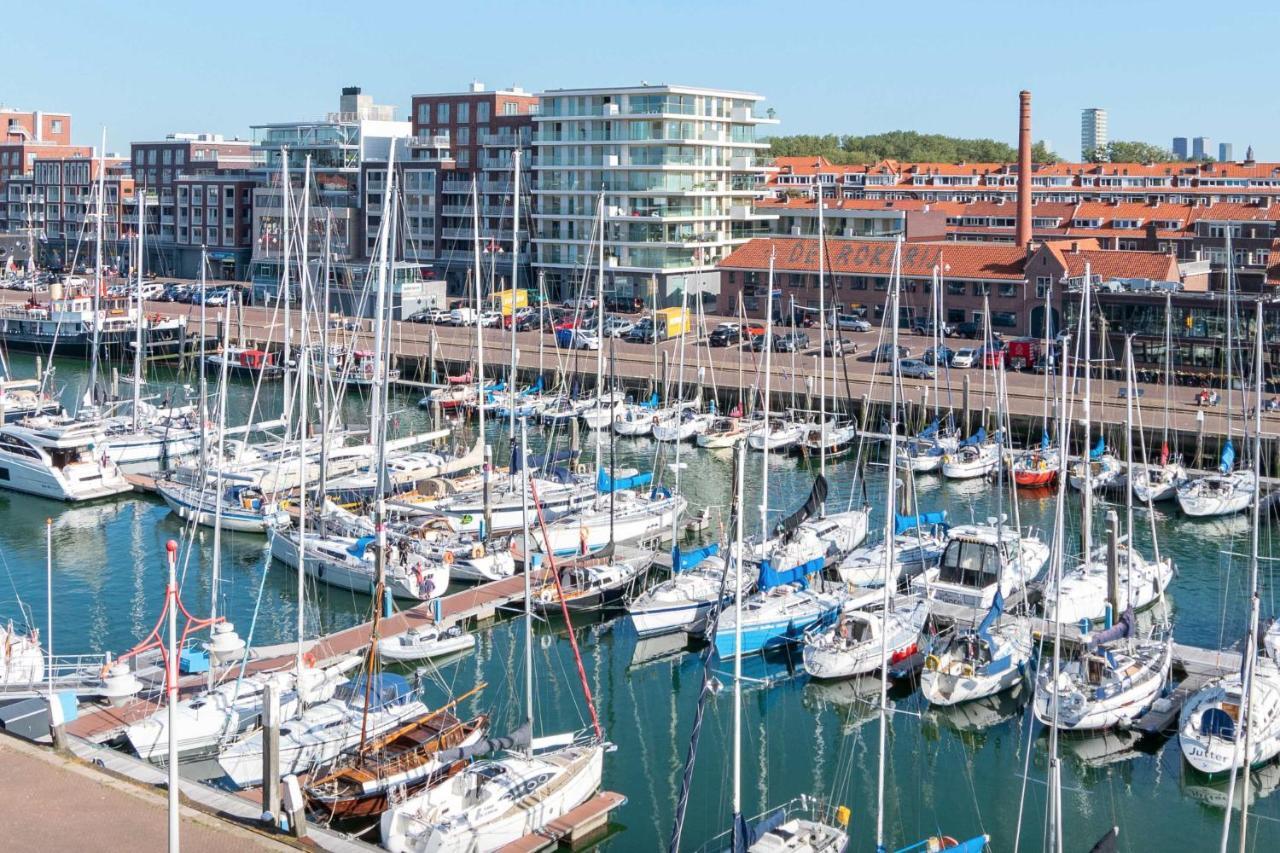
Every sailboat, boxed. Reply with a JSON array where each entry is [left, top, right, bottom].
[[628, 543, 754, 638], [834, 511, 948, 589], [381, 414, 606, 852], [1043, 340, 1173, 625], [1179, 302, 1280, 777], [896, 417, 960, 473], [940, 428, 1002, 480], [921, 590, 1031, 706], [1131, 291, 1187, 502]]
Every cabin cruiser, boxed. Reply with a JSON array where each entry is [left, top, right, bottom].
[[910, 520, 1050, 611], [0, 418, 132, 501], [204, 346, 284, 379]]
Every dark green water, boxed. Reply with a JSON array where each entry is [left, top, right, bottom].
[[2, 352, 1279, 851]]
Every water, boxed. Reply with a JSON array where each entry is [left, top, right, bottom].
[[3, 351, 1280, 850]]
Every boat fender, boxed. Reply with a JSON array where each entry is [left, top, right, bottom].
[[442, 550, 455, 565], [303, 652, 317, 668], [575, 463, 588, 475], [923, 654, 941, 672], [470, 544, 484, 560], [961, 663, 975, 679]]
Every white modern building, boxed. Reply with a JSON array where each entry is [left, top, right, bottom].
[[531, 84, 777, 308], [1081, 107, 1107, 160]]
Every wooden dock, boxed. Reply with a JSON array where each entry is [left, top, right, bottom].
[[66, 569, 547, 744], [498, 791, 626, 852]]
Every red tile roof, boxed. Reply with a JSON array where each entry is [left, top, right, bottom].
[[1052, 245, 1179, 282], [719, 237, 1027, 281], [1267, 239, 1280, 286]]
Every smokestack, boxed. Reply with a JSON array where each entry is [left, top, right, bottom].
[[1016, 90, 1033, 247]]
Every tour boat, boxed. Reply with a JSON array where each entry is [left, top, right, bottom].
[[0, 284, 186, 357], [0, 418, 132, 501]]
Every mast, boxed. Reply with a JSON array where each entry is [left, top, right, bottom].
[[595, 187, 606, 473], [292, 160, 308, 678], [197, 251, 209, 471], [1123, 337, 1136, 613], [1224, 230, 1234, 437], [1081, 264, 1093, 557], [371, 147, 395, 459], [519, 417, 534, 754], [875, 237, 904, 853], [731, 437, 746, 847], [815, 177, 827, 504], [317, 216, 332, 501], [371, 145, 396, 621], [509, 148, 522, 439], [280, 150, 293, 420], [1220, 301, 1265, 851], [87, 128, 107, 407], [760, 248, 776, 542], [1047, 332, 1070, 853], [472, 176, 484, 446], [207, 283, 232, 692], [131, 199, 145, 429]]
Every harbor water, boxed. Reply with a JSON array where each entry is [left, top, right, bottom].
[[1, 352, 1278, 851]]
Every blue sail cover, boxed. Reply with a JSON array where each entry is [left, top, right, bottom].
[[346, 535, 376, 559], [977, 587, 1004, 646], [892, 835, 989, 853], [958, 428, 986, 448], [597, 468, 653, 494], [920, 418, 941, 439], [1220, 438, 1235, 473], [894, 511, 948, 536], [1041, 430, 1051, 451], [520, 375, 544, 395], [1089, 435, 1107, 460], [484, 380, 506, 392], [672, 543, 720, 573], [758, 557, 812, 591], [510, 447, 577, 473], [640, 391, 660, 409], [1089, 606, 1135, 647]]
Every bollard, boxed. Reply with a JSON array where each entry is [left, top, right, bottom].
[[282, 774, 308, 839], [111, 366, 119, 400], [428, 327, 438, 384], [35, 355, 43, 383]]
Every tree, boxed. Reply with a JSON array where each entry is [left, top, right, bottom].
[[767, 131, 1061, 164], [1086, 140, 1177, 164]]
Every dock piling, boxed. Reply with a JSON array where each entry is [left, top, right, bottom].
[[1106, 510, 1120, 618], [262, 681, 281, 822]]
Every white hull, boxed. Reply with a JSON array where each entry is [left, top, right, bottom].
[[921, 621, 1031, 706], [1180, 664, 1280, 774], [534, 494, 686, 555], [1041, 546, 1173, 624], [377, 628, 476, 662], [1177, 471, 1255, 517], [270, 529, 449, 601], [747, 422, 804, 452], [157, 482, 287, 533], [1131, 462, 1187, 503], [802, 600, 928, 680], [1033, 638, 1171, 731], [941, 443, 1001, 480]]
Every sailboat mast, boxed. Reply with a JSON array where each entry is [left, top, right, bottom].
[[88, 128, 107, 406], [760, 248, 775, 542], [1081, 264, 1093, 557], [132, 201, 145, 429], [875, 237, 904, 853], [519, 418, 534, 753], [291, 157, 307, 678], [318, 217, 332, 499], [510, 149, 522, 439], [1224, 231, 1234, 430], [280, 151, 293, 420], [1124, 337, 1136, 607], [207, 287, 232, 692], [595, 188, 605, 471], [197, 251, 209, 470], [371, 145, 397, 620], [472, 176, 484, 446], [815, 179, 827, 499], [1220, 301, 1265, 850], [731, 438, 746, 841]]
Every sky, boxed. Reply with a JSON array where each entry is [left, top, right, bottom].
[[6, 0, 1277, 161]]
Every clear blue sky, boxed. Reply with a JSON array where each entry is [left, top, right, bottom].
[[6, 0, 1276, 160]]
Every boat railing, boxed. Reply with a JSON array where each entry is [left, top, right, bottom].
[[692, 794, 849, 853], [0, 652, 111, 696]]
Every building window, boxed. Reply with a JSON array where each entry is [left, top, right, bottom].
[[162, 149, 172, 165], [417, 103, 429, 124], [458, 102, 470, 123], [946, 282, 965, 296], [477, 101, 490, 122], [148, 150, 157, 165], [457, 150, 469, 168], [973, 282, 989, 296], [134, 150, 143, 165], [457, 127, 470, 145], [999, 283, 1017, 298], [437, 102, 450, 123], [992, 312, 1017, 328], [176, 150, 185, 165], [947, 308, 965, 324], [51, 119, 63, 135], [504, 102, 517, 116], [1035, 276, 1050, 299]]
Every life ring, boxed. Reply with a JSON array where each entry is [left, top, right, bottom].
[[442, 550, 455, 564], [303, 652, 317, 668], [923, 654, 941, 672], [470, 544, 484, 560]]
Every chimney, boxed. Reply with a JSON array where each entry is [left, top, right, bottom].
[[1016, 90, 1033, 247]]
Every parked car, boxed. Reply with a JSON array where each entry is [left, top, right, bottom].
[[911, 319, 953, 337], [897, 359, 936, 379], [601, 315, 635, 338], [708, 323, 742, 347], [741, 322, 766, 338], [748, 333, 773, 352], [203, 289, 231, 307], [774, 332, 810, 353], [407, 310, 433, 323], [449, 307, 477, 326], [949, 321, 983, 340], [871, 343, 910, 361], [921, 345, 955, 367], [823, 337, 851, 357], [138, 281, 166, 300], [951, 348, 977, 368], [624, 319, 656, 344], [556, 327, 600, 350], [788, 312, 816, 329], [977, 344, 1007, 368], [426, 308, 451, 324], [604, 295, 643, 313], [835, 315, 872, 333], [563, 295, 598, 311], [477, 311, 502, 328], [1004, 338, 1042, 371], [161, 283, 190, 302]]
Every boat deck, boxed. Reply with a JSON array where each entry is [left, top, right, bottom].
[[497, 791, 627, 852]]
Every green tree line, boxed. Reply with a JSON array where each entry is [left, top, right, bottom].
[[767, 131, 1060, 165]]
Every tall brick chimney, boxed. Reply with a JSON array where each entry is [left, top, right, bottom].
[[1016, 90, 1033, 247]]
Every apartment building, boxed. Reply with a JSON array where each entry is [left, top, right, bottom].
[[249, 86, 411, 301], [0, 107, 91, 230], [410, 83, 539, 294], [129, 133, 254, 277], [360, 135, 453, 268], [1081, 108, 1107, 159], [532, 84, 777, 307], [6, 155, 134, 271]]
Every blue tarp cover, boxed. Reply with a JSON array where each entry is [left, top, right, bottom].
[[597, 469, 653, 493], [672, 543, 720, 573], [894, 511, 947, 536]]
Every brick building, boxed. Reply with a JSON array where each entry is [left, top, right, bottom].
[[6, 155, 135, 271], [410, 83, 539, 293]]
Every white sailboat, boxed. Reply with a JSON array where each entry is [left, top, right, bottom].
[[628, 544, 752, 638], [1180, 303, 1280, 779], [940, 428, 1002, 479]]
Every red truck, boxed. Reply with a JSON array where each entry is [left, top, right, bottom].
[[1005, 338, 1042, 371]]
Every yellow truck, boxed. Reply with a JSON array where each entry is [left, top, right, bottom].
[[654, 306, 688, 341], [493, 288, 529, 316]]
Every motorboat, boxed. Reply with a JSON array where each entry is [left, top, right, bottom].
[[377, 625, 477, 662], [910, 521, 1050, 611], [0, 418, 132, 501]]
